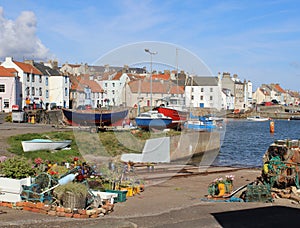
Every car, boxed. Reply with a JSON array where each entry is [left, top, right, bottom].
[[76, 105, 92, 110]]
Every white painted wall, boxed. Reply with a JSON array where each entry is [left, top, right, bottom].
[[49, 75, 70, 108]]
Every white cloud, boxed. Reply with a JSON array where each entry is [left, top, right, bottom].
[[0, 7, 50, 60]]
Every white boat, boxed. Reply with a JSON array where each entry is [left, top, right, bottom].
[[21, 139, 72, 152], [135, 110, 173, 130], [247, 116, 269, 122]]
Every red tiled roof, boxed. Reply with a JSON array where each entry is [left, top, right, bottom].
[[127, 74, 145, 81], [66, 64, 81, 68], [169, 85, 184, 94], [112, 72, 123, 80], [152, 73, 170, 81], [273, 84, 285, 93], [0, 66, 15, 77], [128, 80, 169, 94], [70, 75, 104, 93], [13, 61, 42, 75]]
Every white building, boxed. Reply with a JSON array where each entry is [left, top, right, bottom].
[[222, 88, 235, 110], [244, 80, 253, 109], [33, 62, 70, 109], [185, 76, 223, 110], [1, 57, 43, 108], [0, 66, 21, 112], [96, 72, 129, 107], [69, 75, 104, 109]]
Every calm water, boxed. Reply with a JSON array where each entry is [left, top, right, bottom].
[[213, 119, 300, 168]]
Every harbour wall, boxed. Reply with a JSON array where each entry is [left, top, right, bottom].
[[169, 131, 221, 164]]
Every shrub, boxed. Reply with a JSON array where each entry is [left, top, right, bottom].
[[0, 156, 35, 179]]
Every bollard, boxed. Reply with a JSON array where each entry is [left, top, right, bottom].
[[270, 120, 275, 133], [31, 115, 35, 124]]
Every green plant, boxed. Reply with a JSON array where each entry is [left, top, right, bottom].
[[5, 114, 12, 122], [54, 182, 89, 200], [0, 156, 35, 179]]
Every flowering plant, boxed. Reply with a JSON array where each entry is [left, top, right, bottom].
[[208, 175, 235, 196], [226, 175, 235, 182], [213, 177, 224, 184], [34, 157, 43, 165]]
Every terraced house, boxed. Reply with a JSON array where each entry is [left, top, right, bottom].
[[0, 66, 20, 112]]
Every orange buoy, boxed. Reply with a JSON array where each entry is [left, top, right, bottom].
[[270, 121, 275, 133]]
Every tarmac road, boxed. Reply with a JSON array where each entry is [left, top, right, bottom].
[[0, 120, 300, 227]]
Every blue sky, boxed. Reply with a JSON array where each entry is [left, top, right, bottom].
[[0, 0, 300, 91]]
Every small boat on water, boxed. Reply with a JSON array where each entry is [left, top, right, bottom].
[[247, 116, 269, 122], [22, 139, 72, 152], [62, 108, 128, 126], [135, 110, 173, 130], [290, 116, 300, 120], [184, 116, 220, 131]]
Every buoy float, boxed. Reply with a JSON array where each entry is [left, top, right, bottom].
[[270, 121, 275, 133]]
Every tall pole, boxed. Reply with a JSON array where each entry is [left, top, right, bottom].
[[145, 49, 157, 110], [176, 48, 179, 96]]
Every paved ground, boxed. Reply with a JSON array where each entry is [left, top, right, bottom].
[[0, 120, 300, 227]]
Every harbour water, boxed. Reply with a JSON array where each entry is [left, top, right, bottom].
[[213, 119, 300, 168]]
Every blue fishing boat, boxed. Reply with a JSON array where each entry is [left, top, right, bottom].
[[62, 108, 128, 126], [184, 115, 222, 131], [135, 110, 173, 130]]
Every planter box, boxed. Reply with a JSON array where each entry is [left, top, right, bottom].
[[0, 177, 31, 202], [105, 190, 127, 203]]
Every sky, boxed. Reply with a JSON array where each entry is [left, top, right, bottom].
[[0, 0, 299, 91]]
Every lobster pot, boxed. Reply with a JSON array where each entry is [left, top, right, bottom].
[[245, 184, 273, 203], [61, 191, 86, 209]]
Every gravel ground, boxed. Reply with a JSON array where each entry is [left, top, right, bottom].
[[0, 121, 300, 227]]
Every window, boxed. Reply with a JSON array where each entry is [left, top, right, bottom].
[[45, 77, 48, 86], [201, 88, 204, 92], [31, 87, 35, 96], [26, 87, 30, 96], [200, 96, 203, 100], [112, 90, 115, 95], [105, 83, 107, 87], [0, 84, 5, 92], [39, 75, 42, 83], [210, 96, 213, 101], [65, 88, 68, 96], [31, 74, 35, 82], [191, 95, 194, 100], [210, 88, 213, 92], [46, 90, 49, 98], [191, 88, 194, 92], [112, 83, 115, 87], [39, 87, 42, 96], [4, 99, 9, 108], [27, 73, 30, 82], [65, 76, 68, 84]]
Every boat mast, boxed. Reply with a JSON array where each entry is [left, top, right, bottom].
[[176, 48, 179, 97]]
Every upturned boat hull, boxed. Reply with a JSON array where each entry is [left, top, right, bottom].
[[62, 108, 128, 126], [22, 139, 72, 152]]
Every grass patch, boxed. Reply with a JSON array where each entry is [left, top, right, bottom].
[[8, 131, 81, 163], [7, 129, 181, 163]]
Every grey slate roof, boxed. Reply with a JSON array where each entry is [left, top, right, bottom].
[[33, 62, 61, 76], [186, 76, 219, 86]]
